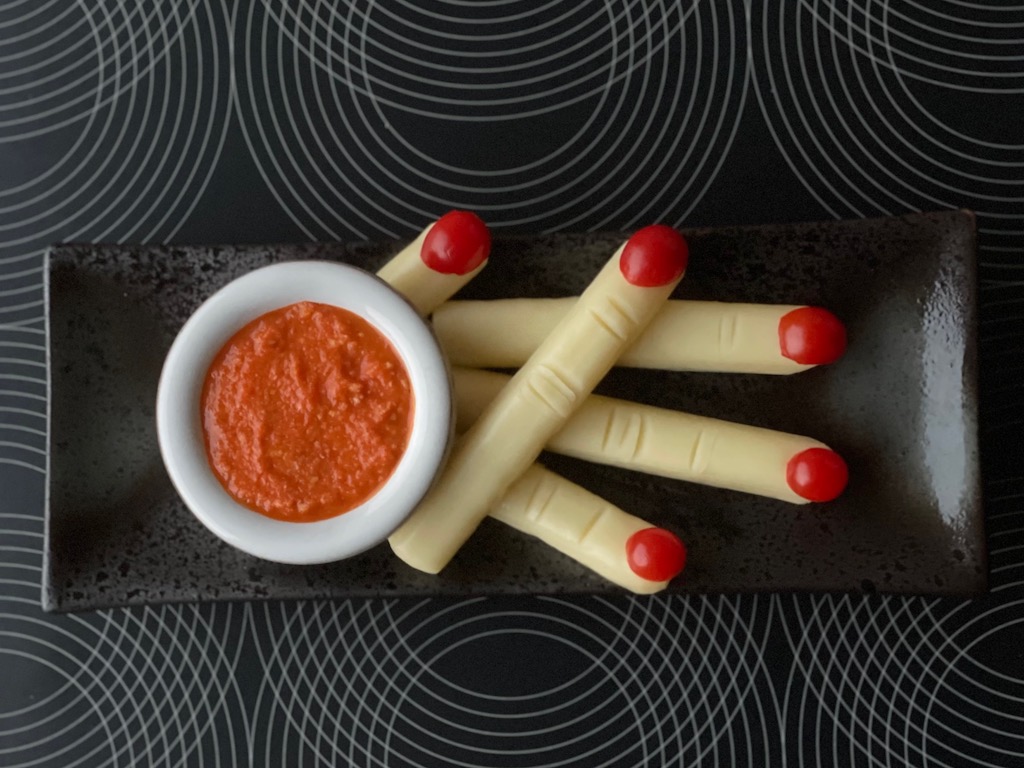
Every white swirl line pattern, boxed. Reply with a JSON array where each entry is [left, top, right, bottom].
[[0, 0, 232, 250], [233, 0, 747, 238], [781, 593, 1024, 767], [750, 1, 1024, 263], [243, 596, 776, 767], [0, 1, 1022, 765]]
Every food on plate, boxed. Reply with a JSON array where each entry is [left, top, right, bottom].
[[433, 299, 846, 374], [376, 210, 491, 316], [375, 219, 687, 589], [201, 301, 413, 522], [388, 225, 690, 574], [451, 367, 848, 503], [491, 465, 686, 594]]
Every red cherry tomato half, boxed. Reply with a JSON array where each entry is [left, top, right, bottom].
[[786, 447, 849, 502], [420, 210, 491, 275], [619, 225, 689, 287], [778, 307, 847, 365], [625, 527, 688, 582]]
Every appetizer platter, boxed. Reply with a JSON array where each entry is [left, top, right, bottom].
[[43, 211, 983, 612]]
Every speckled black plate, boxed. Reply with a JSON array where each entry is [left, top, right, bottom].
[[42, 211, 983, 612]]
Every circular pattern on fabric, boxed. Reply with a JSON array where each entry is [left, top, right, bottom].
[[234, 0, 747, 237], [0, 0, 232, 251], [986, 477, 1024, 594], [248, 596, 777, 766], [750, 1, 1024, 258], [0, 582, 247, 767], [780, 593, 1024, 767]]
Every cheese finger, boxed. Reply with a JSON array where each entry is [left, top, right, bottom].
[[377, 223, 687, 588], [492, 465, 686, 594], [434, 298, 846, 374], [389, 225, 690, 574], [453, 367, 848, 504], [375, 211, 491, 316]]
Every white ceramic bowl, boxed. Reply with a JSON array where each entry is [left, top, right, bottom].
[[156, 261, 451, 564]]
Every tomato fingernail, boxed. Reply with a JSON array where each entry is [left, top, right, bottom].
[[625, 527, 687, 582], [619, 225, 689, 287], [421, 210, 491, 275], [778, 307, 847, 365], [786, 447, 849, 502]]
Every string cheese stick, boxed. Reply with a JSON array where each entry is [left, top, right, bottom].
[[492, 465, 686, 594], [453, 367, 849, 504], [372, 225, 684, 593], [389, 225, 690, 574], [375, 211, 491, 316], [433, 298, 847, 374], [374, 222, 686, 589]]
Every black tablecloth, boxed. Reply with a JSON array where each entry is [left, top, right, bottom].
[[2, 3, 1021, 765]]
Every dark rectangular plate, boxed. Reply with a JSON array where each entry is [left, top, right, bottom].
[[43, 211, 984, 612]]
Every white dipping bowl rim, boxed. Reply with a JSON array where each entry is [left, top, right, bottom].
[[156, 260, 451, 565]]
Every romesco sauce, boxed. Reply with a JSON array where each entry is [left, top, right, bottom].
[[201, 301, 414, 522]]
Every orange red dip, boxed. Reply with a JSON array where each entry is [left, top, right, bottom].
[[201, 301, 414, 522]]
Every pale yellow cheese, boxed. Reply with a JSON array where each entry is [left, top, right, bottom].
[[389, 242, 684, 574], [375, 223, 486, 316], [453, 367, 824, 504], [374, 233, 671, 586], [434, 298, 814, 374], [492, 465, 669, 594]]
